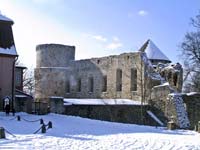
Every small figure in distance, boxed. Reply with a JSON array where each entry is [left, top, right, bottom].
[[4, 96, 10, 116]]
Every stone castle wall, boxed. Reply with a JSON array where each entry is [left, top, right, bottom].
[[150, 84, 192, 129], [183, 93, 200, 129], [63, 104, 155, 125], [35, 44, 75, 105], [65, 53, 143, 100], [35, 67, 69, 101], [35, 43, 196, 129], [36, 44, 75, 67], [156, 63, 183, 92], [35, 44, 150, 105]]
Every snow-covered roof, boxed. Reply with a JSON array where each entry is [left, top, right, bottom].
[[140, 39, 171, 62], [15, 95, 27, 98], [0, 13, 13, 22], [186, 92, 200, 96], [64, 98, 146, 105], [0, 45, 18, 56]]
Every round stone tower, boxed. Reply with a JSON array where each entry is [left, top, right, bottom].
[[34, 44, 75, 114], [36, 44, 75, 68]]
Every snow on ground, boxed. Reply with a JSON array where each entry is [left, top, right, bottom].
[[64, 99, 145, 105], [0, 112, 200, 150]]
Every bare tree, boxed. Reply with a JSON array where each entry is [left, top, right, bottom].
[[181, 11, 200, 92], [133, 52, 150, 124], [23, 68, 34, 95]]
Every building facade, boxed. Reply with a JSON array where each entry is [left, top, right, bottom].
[[0, 13, 18, 111]]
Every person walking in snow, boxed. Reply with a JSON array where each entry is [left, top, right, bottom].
[[4, 96, 10, 116], [5, 104, 10, 116]]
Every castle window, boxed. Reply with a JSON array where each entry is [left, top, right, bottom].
[[131, 68, 137, 91], [77, 78, 81, 92], [173, 73, 178, 86], [66, 80, 70, 93], [102, 75, 107, 92], [89, 77, 94, 92], [116, 69, 122, 91], [168, 72, 172, 80]]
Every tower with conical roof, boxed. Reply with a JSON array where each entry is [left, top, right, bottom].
[[139, 39, 171, 65]]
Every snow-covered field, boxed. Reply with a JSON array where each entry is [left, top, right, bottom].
[[0, 112, 200, 150]]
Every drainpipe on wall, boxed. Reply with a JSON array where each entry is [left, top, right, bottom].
[[11, 56, 18, 113]]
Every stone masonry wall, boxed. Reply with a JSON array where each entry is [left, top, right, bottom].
[[168, 94, 190, 128], [150, 84, 190, 128], [35, 68, 68, 102], [35, 46, 150, 104], [36, 44, 75, 68], [35, 44, 75, 106], [65, 52, 144, 100], [156, 63, 183, 92], [64, 104, 157, 125], [183, 93, 200, 129]]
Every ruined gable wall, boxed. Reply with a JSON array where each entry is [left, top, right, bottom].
[[65, 52, 143, 100], [156, 63, 183, 92]]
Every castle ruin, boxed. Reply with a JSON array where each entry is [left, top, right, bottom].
[[34, 39, 198, 129]]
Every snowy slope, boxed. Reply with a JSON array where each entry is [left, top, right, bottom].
[[0, 112, 199, 150]]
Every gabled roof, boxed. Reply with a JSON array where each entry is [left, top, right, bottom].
[[0, 13, 13, 23], [0, 12, 17, 56], [139, 39, 171, 62]]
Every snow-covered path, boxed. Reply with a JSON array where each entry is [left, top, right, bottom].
[[0, 112, 200, 150]]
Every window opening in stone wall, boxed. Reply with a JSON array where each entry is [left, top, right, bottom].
[[77, 78, 81, 92], [102, 75, 107, 92], [116, 69, 122, 91], [168, 72, 172, 80], [131, 68, 137, 91], [173, 73, 178, 86], [89, 77, 94, 92], [66, 80, 70, 93]]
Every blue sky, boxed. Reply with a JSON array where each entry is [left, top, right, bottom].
[[0, 0, 199, 68]]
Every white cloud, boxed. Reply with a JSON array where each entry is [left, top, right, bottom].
[[106, 42, 123, 50], [138, 10, 148, 16], [113, 36, 120, 42], [92, 35, 107, 42], [82, 33, 107, 42], [106, 36, 122, 50]]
